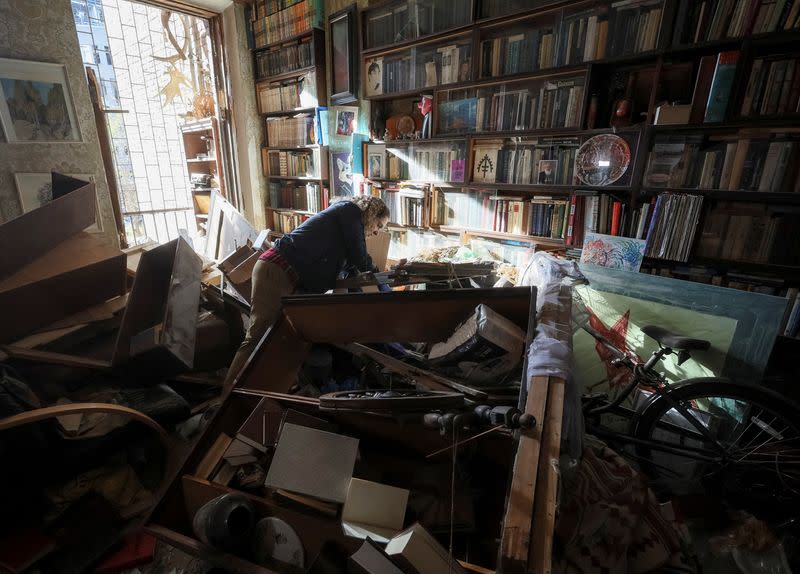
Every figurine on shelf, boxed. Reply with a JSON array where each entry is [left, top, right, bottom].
[[418, 94, 433, 139], [610, 72, 637, 128]]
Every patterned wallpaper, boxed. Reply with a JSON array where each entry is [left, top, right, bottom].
[[223, 3, 267, 230], [0, 0, 117, 246]]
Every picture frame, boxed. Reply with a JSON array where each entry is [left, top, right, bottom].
[[329, 5, 358, 105], [365, 57, 384, 97], [334, 106, 358, 136], [330, 150, 354, 197], [14, 172, 102, 232], [0, 58, 81, 143]]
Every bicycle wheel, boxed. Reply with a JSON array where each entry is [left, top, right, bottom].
[[631, 379, 800, 510]]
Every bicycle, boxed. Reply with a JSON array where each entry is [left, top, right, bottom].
[[581, 322, 800, 513]]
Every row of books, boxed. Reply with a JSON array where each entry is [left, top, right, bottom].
[[644, 193, 705, 262], [267, 181, 328, 213], [368, 43, 472, 96], [558, 12, 610, 66], [257, 72, 318, 114], [675, 0, 755, 43], [565, 194, 632, 247], [479, 28, 558, 77], [741, 57, 800, 117], [363, 0, 471, 49], [697, 201, 800, 264], [644, 134, 800, 192], [432, 189, 529, 235], [606, 0, 663, 57], [251, 0, 303, 20], [265, 114, 317, 147], [437, 81, 584, 135], [381, 188, 427, 227], [264, 149, 323, 179], [529, 198, 570, 239], [690, 51, 739, 124], [252, 0, 320, 49], [390, 149, 466, 183], [269, 209, 309, 233], [751, 0, 800, 33], [472, 138, 580, 185], [254, 38, 314, 80]]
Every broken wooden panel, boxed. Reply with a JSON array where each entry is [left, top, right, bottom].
[[0, 233, 126, 343], [0, 174, 96, 279], [113, 237, 202, 371], [281, 287, 535, 344], [217, 246, 257, 304]]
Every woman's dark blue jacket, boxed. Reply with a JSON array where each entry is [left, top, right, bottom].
[[273, 201, 372, 293]]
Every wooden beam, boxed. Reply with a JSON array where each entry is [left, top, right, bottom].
[[498, 375, 550, 572], [0, 346, 112, 371]]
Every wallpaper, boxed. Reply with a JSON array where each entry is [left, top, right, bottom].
[[223, 3, 267, 230], [0, 0, 118, 246]]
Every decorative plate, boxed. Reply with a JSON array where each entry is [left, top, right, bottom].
[[574, 134, 631, 186]]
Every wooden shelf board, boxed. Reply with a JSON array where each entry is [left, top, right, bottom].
[[256, 65, 317, 84], [265, 207, 317, 216], [251, 27, 318, 53], [261, 106, 317, 118], [187, 158, 217, 163], [267, 175, 326, 182], [262, 144, 322, 151]]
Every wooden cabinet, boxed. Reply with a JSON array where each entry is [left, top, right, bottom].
[[181, 117, 225, 234]]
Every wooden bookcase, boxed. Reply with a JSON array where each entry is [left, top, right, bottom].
[[358, 0, 800, 295], [250, 0, 328, 236], [181, 117, 225, 234]]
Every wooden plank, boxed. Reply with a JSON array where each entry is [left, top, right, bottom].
[[0, 237, 127, 343], [0, 176, 95, 279], [528, 377, 565, 574], [0, 346, 112, 370], [283, 287, 534, 344], [498, 375, 550, 572], [235, 317, 311, 393]]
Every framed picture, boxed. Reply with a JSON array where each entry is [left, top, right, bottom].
[[329, 5, 358, 105], [330, 151, 354, 197], [0, 58, 81, 142], [14, 172, 101, 232], [334, 106, 358, 136], [365, 57, 383, 97]]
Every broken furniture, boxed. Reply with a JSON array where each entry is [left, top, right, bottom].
[[146, 285, 572, 573]]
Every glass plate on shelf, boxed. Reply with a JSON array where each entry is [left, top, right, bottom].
[[574, 134, 631, 186]]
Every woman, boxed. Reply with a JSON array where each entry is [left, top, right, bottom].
[[224, 196, 390, 388]]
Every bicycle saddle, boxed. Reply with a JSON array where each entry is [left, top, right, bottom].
[[642, 325, 710, 351]]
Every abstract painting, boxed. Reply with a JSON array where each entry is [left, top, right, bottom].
[[0, 58, 81, 142], [580, 232, 646, 272]]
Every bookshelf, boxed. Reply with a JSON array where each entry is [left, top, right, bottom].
[[250, 0, 329, 235], [353, 0, 800, 309], [181, 118, 225, 233]]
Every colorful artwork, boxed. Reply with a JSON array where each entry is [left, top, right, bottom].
[[330, 151, 353, 197], [580, 232, 646, 272]]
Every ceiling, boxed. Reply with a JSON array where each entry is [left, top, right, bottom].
[[184, 0, 233, 13]]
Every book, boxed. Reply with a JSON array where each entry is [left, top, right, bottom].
[[704, 50, 739, 123], [690, 55, 718, 123], [264, 423, 359, 503], [349, 538, 404, 574], [342, 478, 410, 542], [384, 523, 467, 574]]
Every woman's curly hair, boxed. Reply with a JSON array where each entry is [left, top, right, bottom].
[[335, 195, 390, 229]]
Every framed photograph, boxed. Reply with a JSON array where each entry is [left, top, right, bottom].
[[0, 58, 81, 142], [329, 5, 358, 105], [330, 150, 354, 197], [538, 160, 558, 184], [334, 106, 358, 136], [365, 57, 383, 97], [14, 172, 101, 231]]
